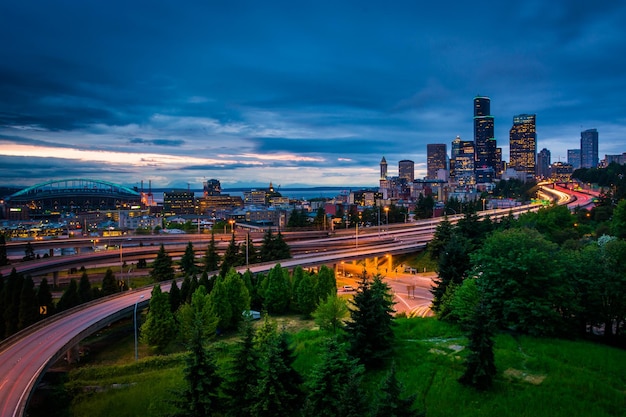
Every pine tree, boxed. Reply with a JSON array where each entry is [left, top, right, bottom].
[[373, 361, 423, 417], [222, 320, 261, 417], [346, 273, 396, 368], [0, 234, 9, 266], [180, 276, 191, 304], [37, 278, 54, 318], [179, 241, 197, 276], [296, 274, 316, 317], [169, 279, 182, 313], [208, 276, 232, 332], [173, 316, 224, 417], [313, 294, 349, 334], [140, 284, 177, 353], [202, 231, 221, 273], [262, 264, 290, 314], [150, 244, 175, 282], [259, 229, 276, 262], [274, 231, 291, 259], [220, 233, 241, 277], [302, 337, 365, 417], [56, 279, 81, 312], [18, 275, 38, 330], [4, 269, 24, 337], [458, 301, 497, 390], [100, 268, 118, 296], [77, 271, 93, 303], [0, 273, 5, 337], [177, 287, 219, 345], [23, 242, 36, 261], [431, 233, 471, 314], [314, 265, 337, 303]]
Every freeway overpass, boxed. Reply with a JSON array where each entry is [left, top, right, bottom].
[[0, 184, 584, 416]]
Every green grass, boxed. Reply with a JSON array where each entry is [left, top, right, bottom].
[[54, 317, 626, 417]]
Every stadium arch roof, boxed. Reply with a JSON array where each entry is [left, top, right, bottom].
[[8, 178, 140, 200]]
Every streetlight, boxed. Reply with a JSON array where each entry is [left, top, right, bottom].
[[134, 295, 144, 361], [229, 219, 235, 233], [384, 206, 389, 233]]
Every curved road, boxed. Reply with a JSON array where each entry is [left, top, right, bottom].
[[0, 185, 581, 416]]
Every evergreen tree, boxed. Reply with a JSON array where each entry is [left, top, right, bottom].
[[259, 229, 276, 262], [23, 242, 36, 261], [414, 193, 435, 219], [302, 337, 365, 417], [223, 269, 251, 330], [296, 273, 316, 317], [458, 301, 497, 390], [37, 277, 54, 318], [150, 244, 175, 282], [346, 273, 396, 368], [250, 331, 302, 417], [427, 218, 454, 260], [203, 231, 221, 273], [262, 264, 290, 314], [314, 265, 337, 303], [56, 279, 81, 312], [77, 271, 93, 303], [208, 276, 232, 332], [169, 279, 182, 313], [222, 319, 260, 417], [179, 241, 197, 276], [373, 362, 423, 417], [4, 269, 24, 337], [177, 287, 219, 344], [140, 284, 177, 353], [18, 275, 38, 330], [0, 234, 9, 266], [100, 268, 118, 296], [180, 275, 191, 304], [220, 233, 241, 277], [274, 231, 291, 259], [0, 273, 5, 337], [173, 316, 224, 417], [431, 233, 472, 314]]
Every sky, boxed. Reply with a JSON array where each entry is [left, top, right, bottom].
[[1, 1, 625, 190]]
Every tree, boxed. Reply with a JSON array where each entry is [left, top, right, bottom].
[[179, 241, 197, 276], [296, 273, 316, 317], [37, 277, 54, 318], [169, 279, 182, 313], [262, 264, 291, 314], [610, 199, 626, 239], [473, 228, 571, 336], [177, 287, 219, 345], [222, 319, 260, 417], [346, 273, 396, 368], [150, 244, 175, 282], [172, 315, 224, 417], [0, 234, 9, 266], [431, 233, 472, 315], [458, 301, 497, 390], [314, 265, 336, 303], [259, 229, 291, 262], [56, 279, 81, 312], [77, 271, 93, 303], [140, 284, 177, 353], [3, 269, 24, 337], [427, 218, 454, 260], [100, 268, 118, 296], [23, 242, 35, 261], [373, 361, 423, 417], [202, 230, 220, 272], [18, 276, 38, 330], [220, 233, 241, 277], [414, 193, 435, 219], [313, 207, 327, 230], [251, 330, 302, 417], [313, 294, 349, 334], [302, 338, 365, 417]]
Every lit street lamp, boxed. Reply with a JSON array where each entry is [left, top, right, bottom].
[[134, 295, 144, 361]]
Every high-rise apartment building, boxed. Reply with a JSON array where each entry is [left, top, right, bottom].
[[568, 149, 581, 169], [398, 160, 415, 182], [473, 96, 497, 183], [427, 144, 447, 179], [581, 128, 599, 168], [537, 148, 551, 179], [203, 179, 221, 196], [509, 114, 537, 177]]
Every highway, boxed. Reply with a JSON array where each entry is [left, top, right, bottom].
[[0, 184, 584, 416]]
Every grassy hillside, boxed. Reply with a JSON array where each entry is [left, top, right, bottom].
[[39, 317, 626, 417]]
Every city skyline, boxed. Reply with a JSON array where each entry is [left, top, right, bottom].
[[1, 1, 625, 189]]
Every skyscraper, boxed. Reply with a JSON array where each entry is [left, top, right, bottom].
[[473, 96, 497, 182], [581, 128, 599, 168], [509, 114, 537, 177], [380, 156, 388, 180], [568, 149, 581, 169], [398, 160, 415, 182], [450, 138, 475, 185], [427, 144, 447, 179], [537, 148, 551, 179]]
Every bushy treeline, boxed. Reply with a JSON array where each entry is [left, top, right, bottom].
[[430, 202, 626, 345]]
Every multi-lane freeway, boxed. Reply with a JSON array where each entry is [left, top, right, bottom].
[[0, 183, 590, 416]]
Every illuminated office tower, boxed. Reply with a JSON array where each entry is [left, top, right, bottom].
[[509, 114, 537, 178], [450, 138, 475, 185], [427, 144, 447, 179], [398, 159, 415, 182], [473, 96, 497, 182], [568, 149, 581, 169], [536, 148, 551, 179], [580, 128, 599, 168]]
